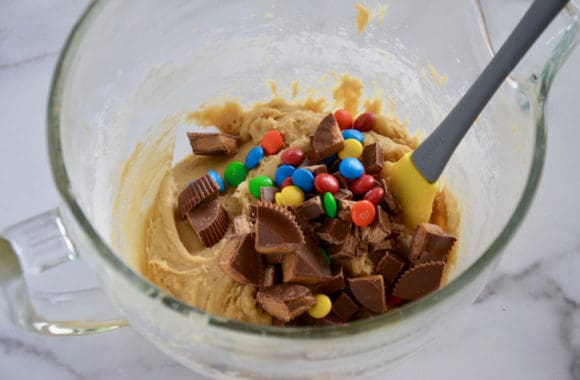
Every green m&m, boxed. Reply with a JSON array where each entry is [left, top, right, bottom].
[[224, 161, 248, 187], [323, 192, 337, 218], [249, 175, 275, 199]]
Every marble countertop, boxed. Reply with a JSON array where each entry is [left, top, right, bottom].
[[1, 1, 579, 379]]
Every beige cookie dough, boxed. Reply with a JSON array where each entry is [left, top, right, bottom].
[[115, 75, 460, 325]]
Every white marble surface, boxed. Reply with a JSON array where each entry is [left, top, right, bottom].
[[1, 1, 580, 379]]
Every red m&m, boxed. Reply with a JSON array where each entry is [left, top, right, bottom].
[[281, 147, 305, 166], [334, 109, 353, 130], [314, 173, 340, 194], [350, 174, 375, 195], [363, 187, 385, 205], [353, 112, 375, 132]]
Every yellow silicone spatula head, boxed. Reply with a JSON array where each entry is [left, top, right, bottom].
[[386, 152, 438, 229], [385, 0, 567, 229]]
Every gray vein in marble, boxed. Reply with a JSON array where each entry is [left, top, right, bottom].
[[0, 51, 58, 70], [474, 249, 580, 379], [0, 336, 84, 380]]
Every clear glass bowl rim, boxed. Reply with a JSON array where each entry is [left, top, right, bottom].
[[47, 0, 551, 339]]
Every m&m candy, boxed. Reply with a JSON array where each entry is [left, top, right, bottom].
[[339, 158, 364, 180], [307, 294, 332, 319], [281, 147, 305, 166], [353, 112, 375, 132], [333, 109, 353, 130], [275, 164, 296, 187], [323, 192, 337, 218], [275, 185, 304, 208], [249, 175, 275, 199], [207, 169, 225, 192], [363, 187, 385, 205], [341, 129, 364, 143], [292, 168, 315, 192], [350, 174, 375, 195], [245, 146, 265, 169], [338, 138, 364, 160], [314, 173, 339, 194], [319, 248, 331, 266], [351, 200, 376, 226], [224, 161, 248, 187], [261, 130, 285, 155], [321, 154, 338, 167]]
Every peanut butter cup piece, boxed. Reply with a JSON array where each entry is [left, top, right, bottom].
[[187, 132, 239, 156], [392, 261, 445, 301], [218, 234, 263, 285], [282, 239, 331, 285], [257, 284, 316, 322], [332, 292, 360, 322], [374, 252, 406, 285], [310, 114, 345, 162], [260, 186, 279, 203], [317, 218, 350, 245], [348, 275, 386, 314], [255, 202, 305, 254], [186, 200, 229, 247], [409, 223, 456, 264], [177, 174, 220, 219], [261, 265, 282, 288], [301, 164, 328, 175], [361, 143, 384, 173], [379, 178, 401, 215], [295, 196, 325, 220]]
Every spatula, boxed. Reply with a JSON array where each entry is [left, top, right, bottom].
[[387, 0, 569, 228]]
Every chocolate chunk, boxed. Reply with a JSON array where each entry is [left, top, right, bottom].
[[287, 207, 318, 239], [374, 252, 405, 285], [186, 200, 229, 247], [260, 186, 279, 203], [361, 143, 384, 173], [337, 200, 356, 221], [348, 275, 386, 314], [379, 178, 401, 215], [315, 265, 346, 294], [409, 223, 456, 264], [177, 174, 220, 218], [332, 292, 360, 322], [328, 233, 357, 259], [295, 196, 324, 220], [333, 172, 350, 189], [392, 261, 445, 300], [262, 253, 286, 265], [282, 239, 331, 285], [301, 164, 327, 175], [256, 284, 316, 322], [218, 234, 263, 285], [187, 132, 239, 156], [334, 188, 353, 201], [261, 265, 281, 288], [310, 114, 345, 162], [370, 239, 394, 254], [368, 249, 388, 267], [232, 215, 253, 235], [317, 218, 350, 245], [255, 202, 305, 254], [360, 207, 393, 244]]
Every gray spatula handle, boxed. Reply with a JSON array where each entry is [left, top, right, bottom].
[[412, 0, 569, 183]]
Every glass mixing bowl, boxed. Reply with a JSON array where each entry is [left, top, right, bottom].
[[1, 1, 578, 378]]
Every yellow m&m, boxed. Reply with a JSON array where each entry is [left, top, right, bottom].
[[338, 138, 364, 160], [275, 185, 304, 208], [308, 294, 332, 319]]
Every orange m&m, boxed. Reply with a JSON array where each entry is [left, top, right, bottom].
[[351, 200, 376, 227], [261, 130, 285, 155]]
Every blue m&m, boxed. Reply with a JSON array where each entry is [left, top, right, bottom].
[[275, 164, 296, 187], [339, 158, 364, 180], [207, 169, 225, 192], [292, 168, 315, 192], [341, 129, 364, 143], [245, 146, 265, 170]]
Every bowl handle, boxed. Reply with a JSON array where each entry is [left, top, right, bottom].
[[0, 209, 128, 336]]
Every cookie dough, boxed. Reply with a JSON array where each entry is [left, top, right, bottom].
[[115, 75, 460, 325]]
